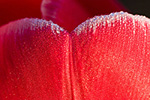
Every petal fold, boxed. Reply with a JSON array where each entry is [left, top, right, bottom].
[[1, 11, 150, 100]]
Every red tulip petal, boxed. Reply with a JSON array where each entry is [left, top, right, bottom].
[[0, 0, 42, 27], [0, 19, 72, 99], [41, 0, 126, 32], [71, 12, 150, 99]]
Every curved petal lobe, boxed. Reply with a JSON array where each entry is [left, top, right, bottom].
[[71, 12, 150, 99], [0, 19, 72, 100]]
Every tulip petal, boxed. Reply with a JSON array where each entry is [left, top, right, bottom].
[[71, 12, 150, 99], [0, 19, 72, 99], [41, 0, 126, 32], [1, 12, 150, 99]]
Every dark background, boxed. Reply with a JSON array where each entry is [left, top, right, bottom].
[[0, 0, 150, 27], [119, 0, 150, 17]]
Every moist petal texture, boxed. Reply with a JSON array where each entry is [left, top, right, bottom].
[[0, 18, 72, 100], [1, 11, 150, 100], [71, 12, 150, 100]]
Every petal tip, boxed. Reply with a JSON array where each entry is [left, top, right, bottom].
[[73, 11, 150, 35]]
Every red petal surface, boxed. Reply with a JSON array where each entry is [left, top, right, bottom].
[[0, 19, 72, 99], [41, 0, 126, 32], [0, 0, 42, 27], [1, 12, 150, 100], [71, 12, 150, 99]]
